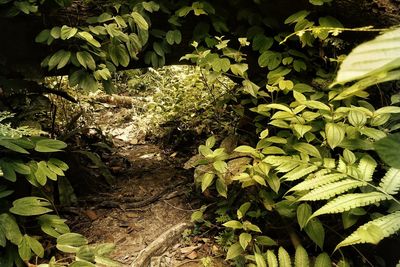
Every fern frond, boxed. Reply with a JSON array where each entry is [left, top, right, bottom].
[[278, 247, 292, 267], [311, 192, 390, 218], [357, 155, 377, 181], [266, 250, 278, 267], [295, 245, 309, 267], [335, 211, 400, 250], [289, 173, 347, 192], [299, 179, 366, 201], [379, 168, 400, 195], [283, 165, 318, 181]]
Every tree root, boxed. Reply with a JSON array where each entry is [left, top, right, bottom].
[[131, 222, 190, 267]]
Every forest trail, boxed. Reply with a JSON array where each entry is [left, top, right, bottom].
[[65, 140, 226, 267]]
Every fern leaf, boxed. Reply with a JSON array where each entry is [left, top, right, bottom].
[[357, 155, 377, 181], [278, 247, 292, 267], [299, 179, 366, 201], [294, 245, 309, 267], [311, 192, 390, 218], [379, 168, 400, 195], [314, 253, 331, 267], [335, 211, 400, 250], [283, 165, 318, 181], [266, 250, 278, 267], [289, 173, 347, 192]]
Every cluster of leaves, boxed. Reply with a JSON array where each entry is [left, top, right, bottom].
[[186, 8, 400, 267], [115, 65, 237, 139], [0, 113, 119, 266]]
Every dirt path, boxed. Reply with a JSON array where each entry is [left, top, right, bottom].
[[66, 141, 227, 267]]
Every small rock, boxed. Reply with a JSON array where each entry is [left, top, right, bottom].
[[180, 245, 200, 254], [186, 251, 198, 260]]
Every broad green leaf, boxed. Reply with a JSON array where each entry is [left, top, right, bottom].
[[76, 51, 96, 70], [237, 202, 251, 219], [297, 203, 312, 229], [35, 139, 67, 152], [78, 31, 101, 47], [375, 133, 400, 169], [18, 235, 31, 261], [0, 139, 29, 154], [226, 242, 243, 260], [60, 25, 78, 40], [201, 173, 215, 192], [26, 235, 44, 258], [109, 44, 130, 67], [333, 27, 400, 85], [285, 10, 310, 24], [304, 218, 325, 249], [57, 233, 88, 253], [131, 12, 148, 30], [223, 220, 243, 229], [0, 160, 17, 182], [0, 213, 23, 245], [215, 178, 227, 198], [255, 235, 277, 246], [293, 143, 321, 158], [325, 123, 345, 149], [239, 233, 251, 250], [35, 29, 50, 43], [191, 210, 203, 222], [10, 197, 52, 216], [348, 110, 367, 127], [38, 215, 70, 238]]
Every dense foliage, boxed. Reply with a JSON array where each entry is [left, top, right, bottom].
[[0, 0, 399, 266]]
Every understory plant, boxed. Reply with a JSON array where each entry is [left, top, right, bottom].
[[0, 112, 119, 266], [187, 16, 400, 267]]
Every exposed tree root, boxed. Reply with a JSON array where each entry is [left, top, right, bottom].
[[131, 222, 190, 267]]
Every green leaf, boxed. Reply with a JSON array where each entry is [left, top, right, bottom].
[[35, 139, 67, 152], [38, 214, 70, 238], [26, 235, 44, 258], [304, 218, 325, 249], [336, 211, 400, 250], [239, 233, 251, 250], [314, 253, 331, 267], [57, 233, 88, 253], [0, 160, 17, 182], [18, 235, 31, 261], [255, 236, 277, 246], [109, 44, 130, 67], [131, 12, 149, 30], [297, 203, 312, 229], [333, 27, 400, 85], [215, 178, 227, 198], [223, 220, 243, 229], [357, 154, 377, 182], [285, 10, 310, 24], [293, 143, 321, 158], [299, 179, 366, 201], [379, 168, 400, 195], [266, 250, 278, 267], [237, 202, 251, 219], [60, 25, 78, 40], [255, 252, 267, 267], [294, 245, 309, 267], [0, 213, 23, 245], [76, 51, 96, 70], [35, 29, 50, 43], [325, 123, 345, 149], [10, 197, 53, 216], [0, 139, 29, 154], [375, 133, 400, 169], [48, 50, 71, 70], [201, 173, 215, 192], [226, 242, 243, 260], [78, 31, 101, 47], [191, 210, 203, 222], [311, 192, 390, 218], [278, 247, 292, 267]]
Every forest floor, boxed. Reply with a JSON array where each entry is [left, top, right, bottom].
[[62, 102, 228, 266]]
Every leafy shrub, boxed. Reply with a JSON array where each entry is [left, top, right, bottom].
[[186, 15, 400, 267]]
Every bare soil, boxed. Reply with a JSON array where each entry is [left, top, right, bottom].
[[65, 141, 228, 267]]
